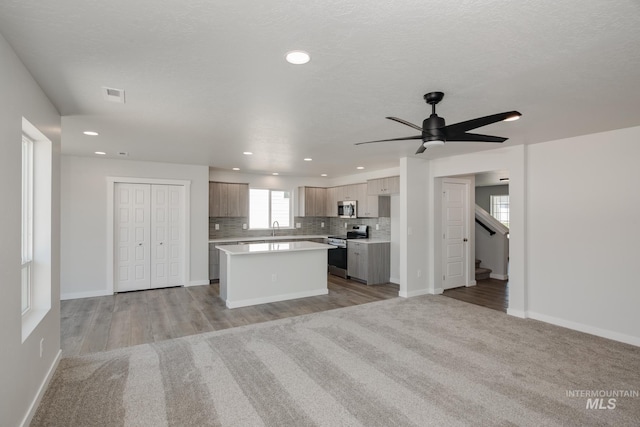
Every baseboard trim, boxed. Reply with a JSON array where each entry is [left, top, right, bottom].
[[187, 280, 210, 287], [399, 288, 431, 298], [20, 348, 61, 427], [490, 273, 509, 280], [389, 276, 400, 285], [507, 308, 527, 318], [61, 290, 111, 300], [466, 280, 477, 287], [527, 311, 640, 347], [226, 288, 329, 309]]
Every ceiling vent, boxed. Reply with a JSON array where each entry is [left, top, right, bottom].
[[102, 86, 125, 103]]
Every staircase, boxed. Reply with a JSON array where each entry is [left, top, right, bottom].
[[475, 259, 492, 281]]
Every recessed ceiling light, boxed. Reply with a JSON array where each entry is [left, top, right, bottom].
[[272, 172, 279, 176], [95, 151, 106, 155], [83, 131, 99, 136], [285, 50, 310, 65], [243, 151, 253, 155], [304, 158, 312, 162], [232, 168, 240, 171], [357, 166, 365, 170], [321, 174, 328, 177]]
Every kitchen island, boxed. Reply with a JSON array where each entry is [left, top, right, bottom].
[[216, 241, 333, 308]]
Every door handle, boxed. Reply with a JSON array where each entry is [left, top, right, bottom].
[[138, 243, 143, 246]]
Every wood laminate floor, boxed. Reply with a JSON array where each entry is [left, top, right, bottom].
[[61, 275, 399, 357], [442, 278, 509, 312]]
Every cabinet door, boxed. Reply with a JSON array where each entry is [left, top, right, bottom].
[[361, 195, 379, 218], [342, 184, 355, 200], [314, 187, 327, 216], [367, 178, 383, 195], [237, 183, 249, 217], [326, 187, 337, 216], [386, 176, 400, 194], [209, 182, 220, 217], [212, 182, 229, 216], [226, 183, 242, 217]]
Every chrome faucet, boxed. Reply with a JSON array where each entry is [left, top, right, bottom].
[[272, 220, 279, 237]]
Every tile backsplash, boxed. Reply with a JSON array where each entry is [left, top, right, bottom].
[[209, 216, 391, 240]]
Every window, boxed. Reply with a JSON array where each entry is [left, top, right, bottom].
[[490, 195, 510, 228], [21, 118, 52, 342], [21, 135, 33, 315], [249, 188, 292, 229]]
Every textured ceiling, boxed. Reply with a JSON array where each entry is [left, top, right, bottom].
[[1, 0, 640, 178]]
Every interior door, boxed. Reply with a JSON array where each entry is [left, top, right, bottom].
[[150, 184, 183, 288], [115, 183, 151, 292], [442, 180, 469, 289]]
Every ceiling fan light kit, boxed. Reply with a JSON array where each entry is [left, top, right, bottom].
[[355, 91, 521, 154]]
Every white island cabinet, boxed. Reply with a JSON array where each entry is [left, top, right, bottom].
[[216, 241, 333, 308]]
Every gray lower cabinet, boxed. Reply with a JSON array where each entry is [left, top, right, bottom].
[[209, 242, 237, 280], [347, 241, 390, 285]]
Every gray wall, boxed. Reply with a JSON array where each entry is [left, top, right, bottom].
[[0, 33, 61, 427], [475, 184, 509, 212]]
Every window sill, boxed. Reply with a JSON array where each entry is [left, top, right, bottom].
[[22, 307, 50, 343]]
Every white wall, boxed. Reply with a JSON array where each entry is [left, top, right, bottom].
[[400, 157, 429, 297], [425, 130, 640, 346], [526, 126, 640, 345], [0, 34, 61, 427], [429, 145, 527, 316], [61, 156, 209, 299]]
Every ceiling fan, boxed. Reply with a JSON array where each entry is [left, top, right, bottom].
[[355, 91, 521, 154]]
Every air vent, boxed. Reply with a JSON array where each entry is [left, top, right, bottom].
[[102, 86, 125, 103]]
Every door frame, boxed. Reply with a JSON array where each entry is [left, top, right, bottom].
[[434, 176, 475, 293], [106, 177, 191, 294]]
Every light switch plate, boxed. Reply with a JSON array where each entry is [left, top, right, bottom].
[[242, 224, 247, 230], [215, 224, 220, 230]]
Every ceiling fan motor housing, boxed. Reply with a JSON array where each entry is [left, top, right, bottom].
[[423, 114, 446, 142]]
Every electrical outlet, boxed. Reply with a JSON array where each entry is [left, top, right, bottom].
[[242, 223, 247, 230], [296, 223, 301, 228], [376, 224, 380, 230], [215, 224, 220, 230], [417, 269, 422, 278], [271, 273, 277, 282], [344, 222, 348, 228], [39, 338, 44, 358], [321, 222, 325, 228]]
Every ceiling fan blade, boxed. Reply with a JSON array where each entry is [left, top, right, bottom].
[[415, 144, 426, 154], [445, 111, 521, 136], [386, 117, 423, 131], [354, 135, 422, 145], [448, 132, 507, 143]]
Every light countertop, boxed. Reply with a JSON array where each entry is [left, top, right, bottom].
[[216, 240, 334, 255], [209, 235, 328, 244]]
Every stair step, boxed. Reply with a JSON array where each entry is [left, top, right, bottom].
[[475, 267, 492, 281], [475, 259, 481, 268]]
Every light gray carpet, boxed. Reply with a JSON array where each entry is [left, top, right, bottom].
[[33, 295, 640, 426]]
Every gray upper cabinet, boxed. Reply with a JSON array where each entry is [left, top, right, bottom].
[[298, 186, 327, 217], [367, 176, 400, 195], [209, 182, 249, 217]]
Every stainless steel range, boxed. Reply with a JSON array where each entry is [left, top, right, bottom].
[[327, 225, 368, 278]]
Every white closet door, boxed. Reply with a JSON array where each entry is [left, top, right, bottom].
[[115, 183, 151, 292], [150, 185, 183, 288]]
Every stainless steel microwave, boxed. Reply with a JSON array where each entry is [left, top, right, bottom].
[[338, 200, 357, 218]]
